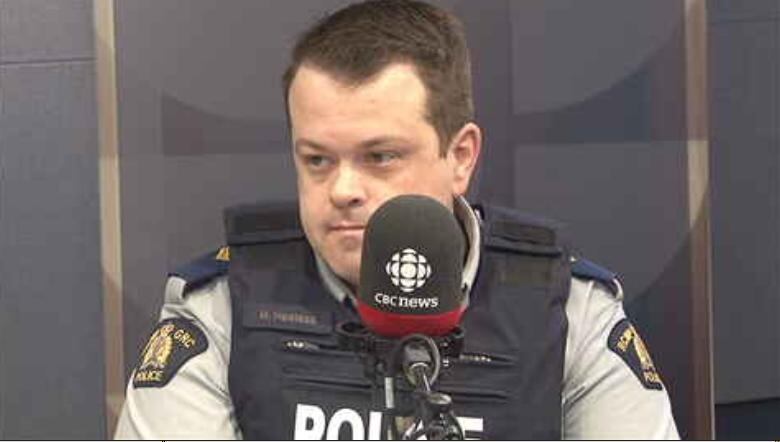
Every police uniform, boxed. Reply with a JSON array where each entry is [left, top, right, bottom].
[[115, 198, 679, 440]]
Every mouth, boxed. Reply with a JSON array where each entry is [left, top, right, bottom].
[[330, 224, 365, 232]]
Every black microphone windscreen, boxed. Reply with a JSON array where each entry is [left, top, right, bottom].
[[357, 194, 466, 337]]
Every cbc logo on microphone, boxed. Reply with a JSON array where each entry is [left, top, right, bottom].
[[385, 248, 432, 293]]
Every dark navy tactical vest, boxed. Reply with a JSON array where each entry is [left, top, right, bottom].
[[224, 201, 572, 440]]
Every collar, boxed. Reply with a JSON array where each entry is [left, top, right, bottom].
[[315, 195, 482, 304]]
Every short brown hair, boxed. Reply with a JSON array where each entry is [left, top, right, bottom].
[[282, 0, 473, 154]]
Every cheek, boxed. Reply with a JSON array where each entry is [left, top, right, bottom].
[[297, 197, 321, 244], [400, 160, 454, 198]]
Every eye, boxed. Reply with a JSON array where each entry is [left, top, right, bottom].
[[302, 154, 331, 169], [367, 151, 400, 165]]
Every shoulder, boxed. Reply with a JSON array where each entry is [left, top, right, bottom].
[[160, 248, 233, 358], [117, 250, 238, 438], [570, 257, 623, 301], [565, 257, 625, 346], [564, 258, 626, 380], [561, 261, 678, 438], [165, 247, 230, 302], [475, 203, 568, 248]]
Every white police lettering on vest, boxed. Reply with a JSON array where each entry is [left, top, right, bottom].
[[293, 404, 484, 440]]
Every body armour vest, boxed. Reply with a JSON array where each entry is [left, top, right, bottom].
[[226, 202, 571, 440]]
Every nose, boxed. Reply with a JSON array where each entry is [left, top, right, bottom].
[[330, 164, 367, 209]]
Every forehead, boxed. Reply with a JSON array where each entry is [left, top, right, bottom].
[[288, 63, 429, 126]]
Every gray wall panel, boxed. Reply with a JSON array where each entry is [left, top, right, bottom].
[[513, 142, 689, 302], [708, 0, 779, 24], [0, 0, 94, 63], [162, 153, 296, 264], [710, 21, 778, 140], [0, 61, 104, 438], [709, 19, 780, 403], [508, 1, 681, 116]]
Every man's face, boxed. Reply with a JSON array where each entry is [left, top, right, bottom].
[[288, 63, 479, 288]]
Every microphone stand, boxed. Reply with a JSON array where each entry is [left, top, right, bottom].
[[336, 323, 465, 440], [396, 335, 464, 441]]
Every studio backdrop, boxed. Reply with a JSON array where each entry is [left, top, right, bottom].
[[9, 0, 780, 439]]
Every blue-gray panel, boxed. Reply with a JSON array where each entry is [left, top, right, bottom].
[[0, 62, 105, 438], [709, 21, 779, 140], [508, 0, 681, 116], [709, 20, 780, 403], [513, 142, 690, 302], [0, 0, 94, 63], [710, 142, 780, 404], [708, 0, 780, 24], [508, 1, 686, 145]]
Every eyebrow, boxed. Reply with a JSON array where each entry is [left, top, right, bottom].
[[294, 136, 413, 153]]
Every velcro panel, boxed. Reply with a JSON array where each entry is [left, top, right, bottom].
[[224, 200, 304, 246]]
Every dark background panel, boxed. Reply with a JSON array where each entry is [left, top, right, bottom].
[[0, 0, 105, 437], [708, 0, 780, 437], [708, 0, 779, 24], [708, 16, 780, 403], [715, 398, 780, 440]]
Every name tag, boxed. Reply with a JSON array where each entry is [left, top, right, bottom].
[[243, 303, 332, 335]]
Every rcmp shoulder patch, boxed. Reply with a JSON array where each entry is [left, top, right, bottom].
[[133, 318, 208, 388], [608, 318, 664, 390]]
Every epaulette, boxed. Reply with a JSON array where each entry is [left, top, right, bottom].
[[475, 203, 567, 253], [571, 257, 622, 299], [223, 200, 304, 246], [169, 246, 230, 296]]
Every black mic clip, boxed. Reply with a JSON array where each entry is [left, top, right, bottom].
[[335, 321, 464, 379]]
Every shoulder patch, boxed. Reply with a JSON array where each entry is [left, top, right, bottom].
[[608, 318, 664, 391], [133, 318, 208, 389], [571, 257, 621, 297]]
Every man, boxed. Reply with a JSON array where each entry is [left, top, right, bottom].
[[115, 0, 679, 439]]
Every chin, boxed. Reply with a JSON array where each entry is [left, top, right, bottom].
[[331, 260, 360, 288]]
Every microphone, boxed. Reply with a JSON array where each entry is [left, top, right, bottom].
[[356, 194, 466, 338]]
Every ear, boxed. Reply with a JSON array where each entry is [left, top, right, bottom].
[[447, 122, 482, 196]]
